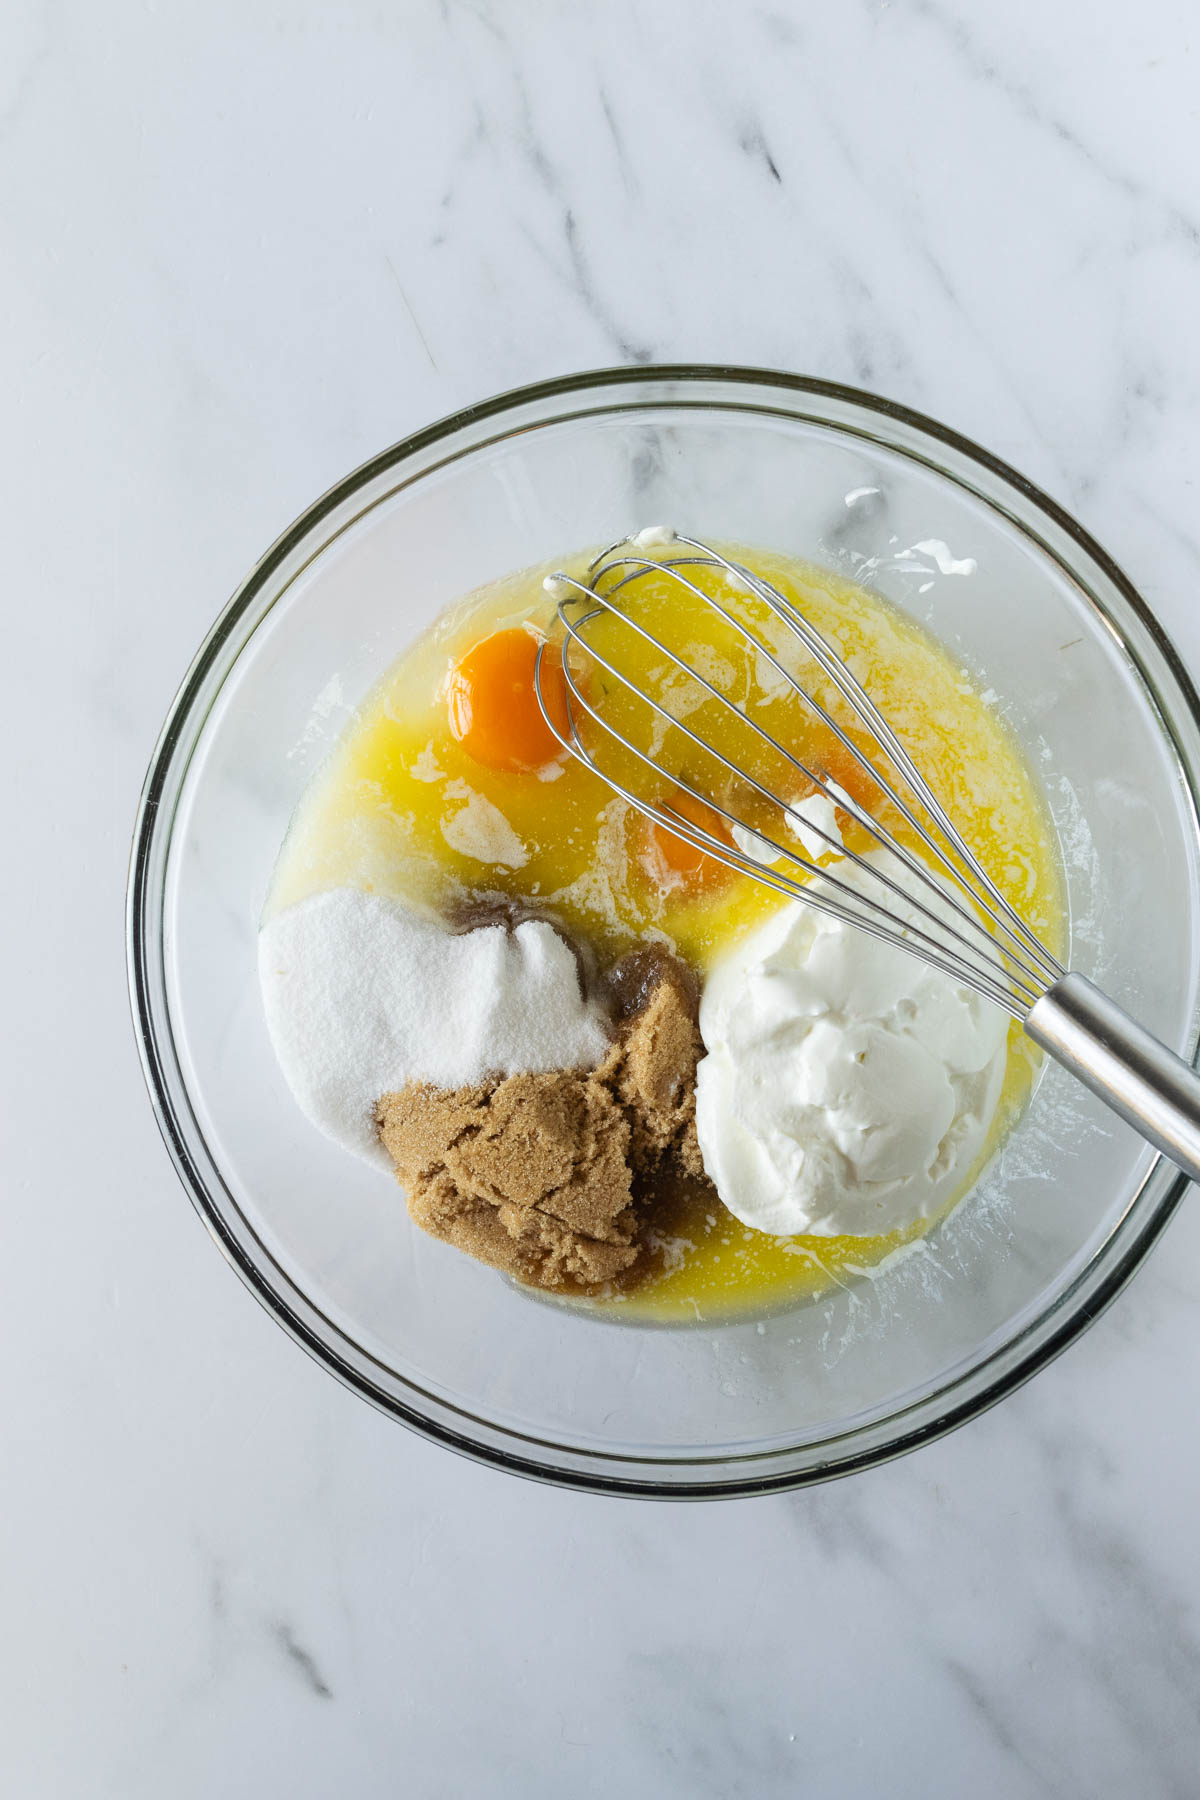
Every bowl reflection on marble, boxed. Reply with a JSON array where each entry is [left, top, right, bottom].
[[127, 367, 1200, 1497]]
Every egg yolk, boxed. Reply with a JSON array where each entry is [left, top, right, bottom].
[[815, 740, 879, 817], [640, 787, 735, 892], [446, 628, 571, 773]]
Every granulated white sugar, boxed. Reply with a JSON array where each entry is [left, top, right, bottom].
[[258, 888, 610, 1166]]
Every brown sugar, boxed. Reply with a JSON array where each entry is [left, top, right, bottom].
[[376, 944, 712, 1293], [602, 946, 707, 1180], [378, 1073, 639, 1290]]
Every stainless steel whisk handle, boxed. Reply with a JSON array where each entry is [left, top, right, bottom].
[[1026, 974, 1200, 1184]]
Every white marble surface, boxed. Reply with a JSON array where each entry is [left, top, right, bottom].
[[5, 1, 1200, 1794]]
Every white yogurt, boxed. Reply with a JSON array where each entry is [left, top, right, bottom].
[[694, 856, 1009, 1237]]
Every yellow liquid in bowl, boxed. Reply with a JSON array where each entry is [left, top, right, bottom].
[[268, 545, 1063, 1322]]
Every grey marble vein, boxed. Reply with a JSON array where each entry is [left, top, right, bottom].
[[903, 0, 1200, 250], [271, 1622, 334, 1701], [738, 121, 783, 185], [596, 83, 639, 198]]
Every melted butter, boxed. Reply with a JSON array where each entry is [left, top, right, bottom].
[[267, 545, 1064, 1323]]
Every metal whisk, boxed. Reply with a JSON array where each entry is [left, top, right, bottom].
[[534, 530, 1200, 1184]]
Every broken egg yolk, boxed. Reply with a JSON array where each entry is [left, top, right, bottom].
[[639, 787, 735, 892], [446, 628, 571, 773]]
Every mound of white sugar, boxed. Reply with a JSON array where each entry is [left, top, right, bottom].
[[259, 888, 611, 1166]]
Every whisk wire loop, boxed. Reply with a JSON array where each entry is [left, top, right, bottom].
[[536, 646, 1027, 1017], [537, 536, 1069, 1016], [670, 535, 1064, 987], [614, 548, 1061, 989], [548, 580, 1043, 1010], [534, 531, 1200, 1187]]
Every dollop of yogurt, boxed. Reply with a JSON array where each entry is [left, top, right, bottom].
[[731, 791, 844, 867], [632, 524, 677, 549], [695, 856, 1009, 1237]]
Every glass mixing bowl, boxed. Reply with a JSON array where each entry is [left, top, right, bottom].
[[127, 367, 1200, 1496]]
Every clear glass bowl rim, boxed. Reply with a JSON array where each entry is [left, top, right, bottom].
[[126, 363, 1200, 1499]]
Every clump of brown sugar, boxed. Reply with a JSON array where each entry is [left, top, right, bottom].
[[379, 1072, 639, 1289], [376, 943, 709, 1293], [603, 945, 707, 1181]]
